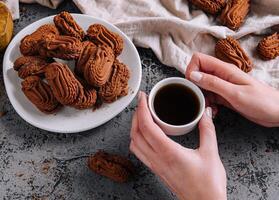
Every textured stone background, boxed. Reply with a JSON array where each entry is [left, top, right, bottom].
[[0, 1, 279, 200]]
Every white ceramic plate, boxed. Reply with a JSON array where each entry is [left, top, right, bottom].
[[3, 14, 142, 133]]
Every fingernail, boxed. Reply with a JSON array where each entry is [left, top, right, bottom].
[[206, 107, 212, 118], [190, 71, 202, 82], [138, 91, 142, 101]]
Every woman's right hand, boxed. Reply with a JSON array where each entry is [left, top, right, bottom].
[[186, 53, 279, 127]]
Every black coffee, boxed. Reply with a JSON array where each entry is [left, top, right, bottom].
[[154, 83, 200, 126]]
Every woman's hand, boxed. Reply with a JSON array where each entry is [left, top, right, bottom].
[[130, 92, 227, 200], [186, 53, 279, 127]]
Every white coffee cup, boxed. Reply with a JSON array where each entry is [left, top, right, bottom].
[[148, 77, 205, 136]]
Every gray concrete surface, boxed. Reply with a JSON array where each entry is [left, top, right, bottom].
[[0, 1, 279, 200]]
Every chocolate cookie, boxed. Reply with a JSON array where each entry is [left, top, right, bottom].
[[70, 83, 97, 110], [14, 56, 51, 79], [54, 11, 85, 40], [44, 62, 80, 105], [88, 151, 135, 183], [38, 35, 82, 60], [188, 0, 225, 15], [20, 24, 59, 56], [75, 41, 97, 76], [76, 41, 115, 87], [87, 24, 124, 56], [257, 32, 279, 60], [21, 76, 62, 114], [215, 37, 252, 73], [220, 0, 250, 30], [99, 59, 130, 103]]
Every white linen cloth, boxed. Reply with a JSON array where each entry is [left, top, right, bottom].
[[20, 0, 63, 9], [4, 0, 279, 87], [1, 0, 19, 19], [2, 0, 63, 19]]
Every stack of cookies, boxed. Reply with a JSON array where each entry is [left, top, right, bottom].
[[13, 11, 130, 114], [188, 0, 279, 73]]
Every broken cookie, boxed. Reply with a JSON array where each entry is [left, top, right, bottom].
[[215, 37, 252, 73], [87, 24, 124, 56], [21, 76, 62, 114], [88, 151, 135, 183], [54, 11, 85, 40], [99, 59, 130, 103], [257, 32, 279, 60], [220, 0, 250, 30]]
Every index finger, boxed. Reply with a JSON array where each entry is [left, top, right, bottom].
[[186, 53, 251, 85], [198, 107, 218, 155]]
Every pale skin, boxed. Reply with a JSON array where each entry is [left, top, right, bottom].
[[130, 53, 279, 200]]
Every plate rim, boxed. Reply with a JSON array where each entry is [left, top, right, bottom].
[[3, 13, 142, 133]]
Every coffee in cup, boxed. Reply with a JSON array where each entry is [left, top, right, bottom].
[[148, 77, 205, 136]]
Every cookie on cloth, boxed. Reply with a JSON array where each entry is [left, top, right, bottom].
[[220, 0, 250, 30], [187, 0, 225, 15], [215, 37, 253, 73], [257, 32, 279, 60]]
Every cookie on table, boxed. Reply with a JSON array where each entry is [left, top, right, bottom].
[[257, 32, 279, 60], [99, 59, 130, 103], [87, 24, 124, 56], [38, 35, 82, 60], [220, 0, 250, 30], [21, 76, 62, 114], [20, 24, 59, 56], [215, 37, 253, 73], [187, 0, 226, 15], [88, 150, 135, 183], [54, 11, 85, 40]]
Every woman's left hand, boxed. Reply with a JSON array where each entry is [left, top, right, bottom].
[[130, 91, 227, 200]]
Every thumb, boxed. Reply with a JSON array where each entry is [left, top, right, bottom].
[[198, 107, 218, 155], [190, 71, 235, 99]]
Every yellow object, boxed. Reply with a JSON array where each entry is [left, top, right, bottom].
[[0, 2, 13, 52]]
